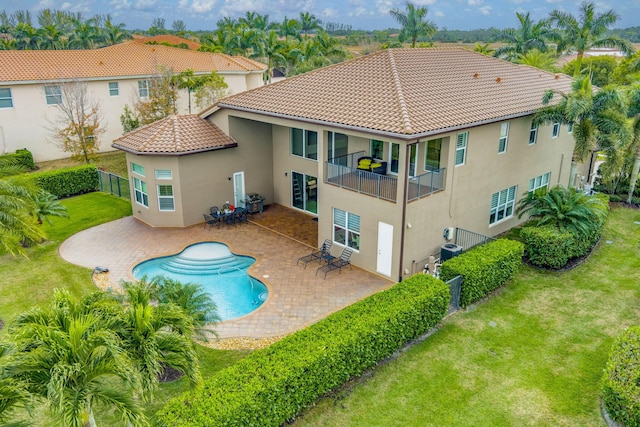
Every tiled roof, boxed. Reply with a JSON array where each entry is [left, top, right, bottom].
[[132, 34, 202, 50], [0, 42, 266, 83], [216, 48, 575, 139], [112, 114, 237, 155]]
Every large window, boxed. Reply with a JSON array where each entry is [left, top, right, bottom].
[[131, 162, 145, 176], [455, 132, 468, 166], [424, 138, 442, 171], [371, 139, 384, 160], [138, 80, 150, 98], [490, 185, 516, 225], [529, 172, 550, 193], [44, 85, 62, 105], [133, 177, 148, 207], [108, 82, 119, 96], [498, 122, 509, 153], [157, 185, 174, 211], [552, 122, 560, 138], [529, 122, 538, 145], [290, 128, 318, 160], [0, 88, 13, 108], [327, 131, 348, 163], [333, 208, 360, 251]]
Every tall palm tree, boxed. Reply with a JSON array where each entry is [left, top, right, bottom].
[[12, 22, 40, 50], [0, 179, 45, 256], [276, 16, 301, 43], [38, 24, 66, 50], [299, 12, 322, 38], [389, 1, 437, 48], [550, 1, 634, 76], [102, 17, 130, 46], [68, 17, 99, 49], [6, 290, 147, 427], [514, 48, 558, 72], [625, 85, 640, 203], [493, 12, 554, 61]]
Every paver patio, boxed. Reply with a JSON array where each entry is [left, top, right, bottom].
[[59, 206, 393, 339]]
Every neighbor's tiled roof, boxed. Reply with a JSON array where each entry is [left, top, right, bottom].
[[112, 114, 237, 155], [132, 34, 202, 50], [216, 48, 575, 139], [0, 41, 266, 83]]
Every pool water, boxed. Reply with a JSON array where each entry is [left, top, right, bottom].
[[132, 242, 268, 321]]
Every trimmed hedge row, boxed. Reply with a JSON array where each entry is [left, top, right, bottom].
[[28, 164, 99, 198], [1, 148, 35, 170], [602, 326, 640, 426], [157, 274, 450, 426], [439, 239, 524, 308]]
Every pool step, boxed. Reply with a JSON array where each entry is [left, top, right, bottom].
[[159, 254, 253, 275]]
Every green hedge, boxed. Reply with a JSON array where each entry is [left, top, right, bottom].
[[157, 275, 450, 426], [28, 164, 99, 198], [1, 148, 35, 170], [602, 326, 640, 426], [439, 239, 524, 308]]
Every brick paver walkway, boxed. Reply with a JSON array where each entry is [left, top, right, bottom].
[[59, 212, 393, 339]]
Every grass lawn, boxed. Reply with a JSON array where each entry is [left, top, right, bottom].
[[293, 207, 640, 427], [0, 192, 248, 426], [33, 150, 128, 177]]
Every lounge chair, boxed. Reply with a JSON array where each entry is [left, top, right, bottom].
[[316, 247, 353, 278], [297, 239, 333, 268]]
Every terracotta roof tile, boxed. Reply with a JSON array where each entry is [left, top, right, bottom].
[[112, 114, 237, 155], [0, 42, 266, 83], [217, 48, 574, 138]]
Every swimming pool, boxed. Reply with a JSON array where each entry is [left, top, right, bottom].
[[132, 242, 268, 321]]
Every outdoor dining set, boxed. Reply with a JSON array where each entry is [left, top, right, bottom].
[[203, 203, 249, 229], [297, 239, 353, 279]]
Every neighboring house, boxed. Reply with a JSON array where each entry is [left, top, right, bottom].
[[0, 41, 266, 161], [113, 48, 576, 281]]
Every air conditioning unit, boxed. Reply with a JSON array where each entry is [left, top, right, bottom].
[[440, 243, 463, 262]]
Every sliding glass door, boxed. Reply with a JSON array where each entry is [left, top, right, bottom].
[[292, 171, 318, 215]]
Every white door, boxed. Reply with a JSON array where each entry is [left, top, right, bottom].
[[233, 171, 245, 208], [377, 222, 393, 277]]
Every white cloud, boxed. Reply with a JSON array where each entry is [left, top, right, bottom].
[[322, 8, 339, 18], [468, 0, 483, 6], [434, 10, 444, 17], [190, 0, 216, 13], [133, 0, 158, 11], [478, 5, 492, 15]]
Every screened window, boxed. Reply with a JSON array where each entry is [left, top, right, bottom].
[[424, 138, 442, 171], [498, 122, 509, 153], [489, 185, 516, 225], [0, 88, 13, 108], [108, 82, 119, 96], [44, 85, 62, 105], [371, 139, 384, 160], [158, 185, 174, 211], [529, 122, 538, 145], [552, 122, 560, 138], [455, 132, 468, 166], [138, 80, 150, 97], [133, 177, 148, 207], [155, 169, 172, 179], [333, 208, 360, 251], [529, 172, 550, 193], [290, 128, 318, 160], [567, 122, 574, 133], [131, 162, 145, 176]]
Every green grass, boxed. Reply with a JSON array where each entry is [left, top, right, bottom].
[[292, 207, 640, 427], [34, 150, 128, 177]]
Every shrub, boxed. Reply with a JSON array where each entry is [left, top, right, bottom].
[[0, 148, 35, 171], [28, 164, 99, 198], [602, 326, 640, 426], [520, 225, 573, 269], [157, 275, 450, 426], [438, 239, 524, 308]]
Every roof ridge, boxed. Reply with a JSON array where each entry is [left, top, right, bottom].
[[387, 49, 413, 133]]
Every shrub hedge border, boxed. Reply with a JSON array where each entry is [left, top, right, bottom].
[[439, 239, 524, 308], [27, 164, 99, 198], [157, 274, 450, 427]]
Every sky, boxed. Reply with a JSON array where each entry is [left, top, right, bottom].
[[3, 0, 640, 32]]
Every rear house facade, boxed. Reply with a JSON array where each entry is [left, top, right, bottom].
[[115, 48, 576, 281]]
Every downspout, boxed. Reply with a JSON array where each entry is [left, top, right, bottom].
[[398, 141, 416, 282]]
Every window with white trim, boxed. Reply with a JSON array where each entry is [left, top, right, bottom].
[[290, 128, 318, 160], [529, 172, 550, 193], [567, 122, 574, 133], [455, 131, 468, 166], [133, 177, 148, 207], [44, 85, 62, 105], [108, 82, 119, 96], [498, 122, 509, 153], [371, 139, 384, 160], [490, 185, 516, 225], [155, 169, 172, 179], [333, 208, 360, 251], [138, 80, 150, 97], [157, 185, 174, 211], [552, 122, 560, 138], [131, 162, 145, 176], [529, 122, 538, 145], [0, 88, 13, 108]]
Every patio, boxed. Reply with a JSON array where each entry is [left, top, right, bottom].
[[59, 204, 393, 340]]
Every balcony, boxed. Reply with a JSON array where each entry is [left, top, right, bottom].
[[325, 151, 445, 203]]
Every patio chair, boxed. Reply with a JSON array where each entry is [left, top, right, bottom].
[[203, 213, 220, 230], [210, 206, 220, 215], [316, 247, 353, 279], [297, 239, 333, 268], [234, 207, 249, 224]]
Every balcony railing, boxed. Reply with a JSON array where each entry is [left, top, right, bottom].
[[325, 151, 397, 202], [407, 168, 446, 202]]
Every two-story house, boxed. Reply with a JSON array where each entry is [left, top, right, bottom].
[[0, 41, 266, 161], [113, 48, 576, 281]]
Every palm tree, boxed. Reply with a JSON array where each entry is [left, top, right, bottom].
[[68, 17, 99, 49], [30, 189, 68, 225], [493, 12, 554, 61], [550, 1, 634, 77], [102, 17, 130, 46], [299, 12, 322, 38], [514, 48, 558, 72], [0, 342, 31, 424], [252, 30, 287, 82], [38, 24, 66, 50], [12, 22, 40, 50], [6, 290, 147, 427], [276, 16, 301, 43], [473, 42, 494, 55], [0, 179, 45, 256], [625, 85, 640, 203], [389, 1, 437, 48]]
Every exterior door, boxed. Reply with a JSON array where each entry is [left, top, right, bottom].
[[377, 222, 393, 277], [233, 171, 245, 208], [291, 171, 317, 214]]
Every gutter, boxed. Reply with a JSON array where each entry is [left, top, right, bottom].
[[398, 141, 417, 282], [111, 143, 238, 156]]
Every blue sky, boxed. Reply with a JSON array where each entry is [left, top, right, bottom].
[[4, 0, 640, 31]]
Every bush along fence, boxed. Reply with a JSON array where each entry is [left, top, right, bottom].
[[439, 239, 525, 308], [27, 164, 99, 198], [97, 169, 130, 199], [602, 326, 640, 426], [157, 275, 450, 427]]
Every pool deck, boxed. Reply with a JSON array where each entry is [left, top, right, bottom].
[[59, 210, 394, 339]]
